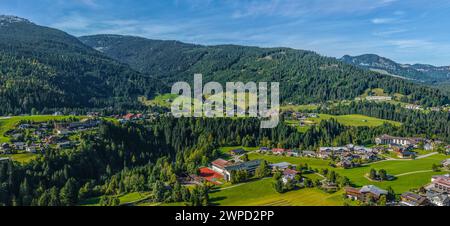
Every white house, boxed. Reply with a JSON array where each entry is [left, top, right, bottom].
[[424, 142, 436, 151], [26, 145, 37, 153]]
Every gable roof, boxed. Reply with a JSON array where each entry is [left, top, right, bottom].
[[283, 168, 298, 176], [345, 187, 362, 195], [270, 162, 294, 169], [230, 149, 245, 154], [272, 148, 286, 152], [211, 159, 231, 169], [360, 185, 388, 196], [401, 192, 426, 203]]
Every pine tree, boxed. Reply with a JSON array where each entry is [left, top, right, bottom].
[[60, 178, 78, 206]]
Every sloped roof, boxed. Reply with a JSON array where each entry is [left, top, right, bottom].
[[270, 162, 294, 169], [211, 159, 230, 169], [360, 185, 388, 196]]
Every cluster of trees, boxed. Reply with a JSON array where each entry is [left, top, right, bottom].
[[99, 196, 120, 206], [318, 169, 351, 188], [255, 161, 271, 179], [368, 169, 390, 181], [230, 161, 271, 185], [0, 120, 178, 206], [272, 171, 301, 193], [230, 170, 250, 185]]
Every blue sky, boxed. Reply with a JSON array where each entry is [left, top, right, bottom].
[[1, 0, 450, 65]]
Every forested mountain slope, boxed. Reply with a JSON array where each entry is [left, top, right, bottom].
[[341, 54, 450, 83], [0, 16, 165, 115], [80, 35, 449, 106]]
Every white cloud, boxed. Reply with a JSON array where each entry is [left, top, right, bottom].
[[387, 39, 434, 49], [51, 13, 91, 31], [371, 17, 397, 24], [50, 13, 209, 40], [373, 29, 408, 37], [231, 0, 398, 19]]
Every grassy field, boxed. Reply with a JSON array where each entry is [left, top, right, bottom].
[[280, 104, 319, 112], [139, 94, 179, 108], [209, 178, 344, 206], [284, 114, 401, 133], [358, 88, 407, 105], [80, 192, 152, 206], [0, 153, 39, 164], [285, 120, 310, 133], [0, 115, 81, 143], [248, 153, 449, 193], [143, 92, 259, 113], [309, 114, 402, 127]]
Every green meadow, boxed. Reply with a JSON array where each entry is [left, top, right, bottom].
[[284, 114, 401, 133], [0, 153, 39, 164], [0, 115, 80, 143], [280, 104, 319, 112], [80, 192, 152, 206], [209, 178, 344, 206], [248, 152, 449, 193], [309, 114, 402, 127], [205, 152, 448, 206]]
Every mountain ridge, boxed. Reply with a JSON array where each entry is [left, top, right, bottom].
[[341, 54, 450, 83], [0, 15, 449, 115], [80, 34, 450, 107]]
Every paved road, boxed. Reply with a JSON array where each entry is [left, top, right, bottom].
[[395, 170, 433, 177], [395, 169, 449, 177], [363, 152, 439, 166], [416, 152, 438, 159]]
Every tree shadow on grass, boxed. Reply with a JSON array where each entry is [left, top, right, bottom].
[[208, 196, 227, 206]]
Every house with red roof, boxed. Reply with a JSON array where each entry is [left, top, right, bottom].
[[123, 113, 145, 121], [272, 148, 287, 155]]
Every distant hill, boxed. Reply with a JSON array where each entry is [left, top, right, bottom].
[[341, 54, 450, 84], [80, 34, 449, 106], [0, 16, 165, 115]]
